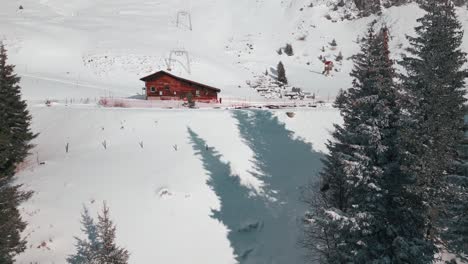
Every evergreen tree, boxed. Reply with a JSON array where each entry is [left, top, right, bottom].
[[0, 43, 35, 264], [277, 61, 287, 84], [442, 110, 468, 260], [95, 202, 129, 264], [353, 0, 382, 16], [0, 179, 32, 264], [68, 204, 129, 264], [305, 22, 434, 262], [329, 39, 337, 47], [0, 44, 35, 176], [284, 43, 294, 56], [67, 206, 101, 264], [335, 51, 343, 62], [443, 170, 468, 261], [399, 0, 467, 254]]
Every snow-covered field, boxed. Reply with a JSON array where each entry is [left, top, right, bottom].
[[16, 106, 339, 263], [2, 0, 468, 262]]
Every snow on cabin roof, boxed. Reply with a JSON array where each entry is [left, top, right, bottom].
[[140, 71, 221, 92]]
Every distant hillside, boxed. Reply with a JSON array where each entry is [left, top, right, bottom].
[[1, 0, 468, 102], [332, 0, 467, 17]]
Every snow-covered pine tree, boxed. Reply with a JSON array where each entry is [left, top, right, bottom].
[[0, 178, 32, 264], [306, 22, 389, 262], [441, 108, 468, 260], [67, 206, 101, 264], [95, 202, 129, 264], [277, 61, 287, 84], [0, 43, 34, 264], [305, 22, 434, 262], [0, 44, 35, 176], [353, 0, 381, 16], [399, 0, 467, 252], [443, 161, 468, 261]]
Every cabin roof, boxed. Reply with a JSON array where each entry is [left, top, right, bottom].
[[140, 71, 221, 92]]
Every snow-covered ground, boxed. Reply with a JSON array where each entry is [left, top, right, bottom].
[[16, 106, 339, 263], [2, 0, 468, 262]]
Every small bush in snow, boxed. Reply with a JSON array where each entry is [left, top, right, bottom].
[[335, 51, 343, 61], [284, 44, 294, 56], [98, 98, 127, 108], [185, 93, 196, 108], [291, 87, 302, 93], [98, 98, 109, 107], [113, 101, 127, 108]]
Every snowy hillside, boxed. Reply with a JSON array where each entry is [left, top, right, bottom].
[[4, 0, 468, 101], [2, 0, 468, 263]]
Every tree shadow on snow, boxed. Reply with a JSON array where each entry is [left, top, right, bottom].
[[188, 110, 324, 264]]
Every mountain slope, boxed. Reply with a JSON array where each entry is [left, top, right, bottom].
[[3, 1, 467, 101]]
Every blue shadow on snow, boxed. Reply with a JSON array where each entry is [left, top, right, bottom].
[[188, 110, 324, 264]]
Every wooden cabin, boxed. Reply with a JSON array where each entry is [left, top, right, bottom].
[[140, 71, 220, 103]]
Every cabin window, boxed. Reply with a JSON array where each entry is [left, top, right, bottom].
[[196, 89, 200, 97], [159, 91, 163, 96], [150, 87, 156, 93], [164, 85, 170, 91]]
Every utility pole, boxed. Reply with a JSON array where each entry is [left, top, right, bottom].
[[176, 11, 192, 31], [165, 49, 191, 74]]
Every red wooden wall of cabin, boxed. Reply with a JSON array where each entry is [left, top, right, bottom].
[[145, 75, 218, 102]]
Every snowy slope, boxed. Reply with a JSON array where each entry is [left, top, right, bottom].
[[4, 0, 468, 101], [15, 106, 339, 263]]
